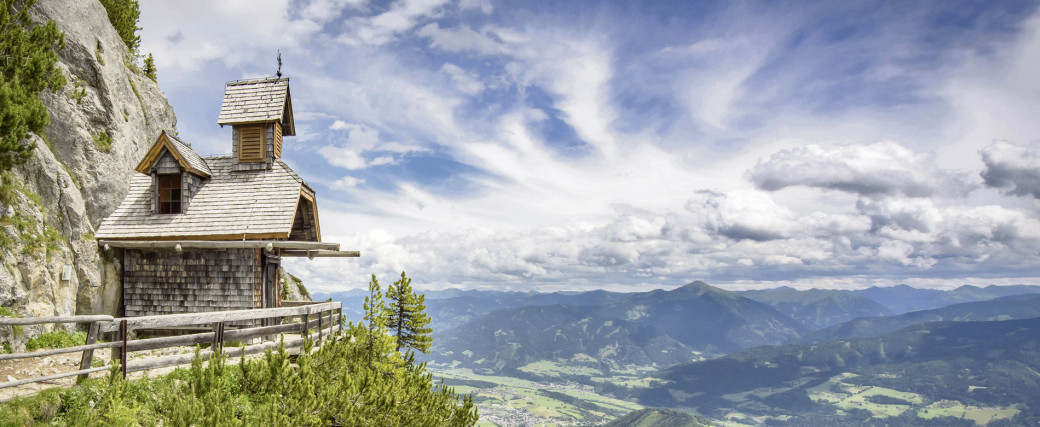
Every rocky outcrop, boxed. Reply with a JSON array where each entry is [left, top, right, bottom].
[[281, 271, 313, 302], [0, 0, 177, 329]]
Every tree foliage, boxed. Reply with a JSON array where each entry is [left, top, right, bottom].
[[97, 0, 139, 54], [385, 271, 433, 353], [142, 52, 155, 81], [0, 326, 478, 426], [363, 274, 395, 367], [0, 0, 66, 171]]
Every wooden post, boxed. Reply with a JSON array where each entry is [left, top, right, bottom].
[[119, 319, 128, 378], [78, 321, 102, 383], [337, 307, 343, 335], [317, 309, 323, 345], [302, 313, 309, 340], [211, 322, 225, 351]]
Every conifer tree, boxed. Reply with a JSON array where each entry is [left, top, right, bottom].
[[0, 0, 66, 171], [363, 274, 390, 365], [142, 53, 156, 81], [98, 0, 140, 54], [385, 271, 433, 353]]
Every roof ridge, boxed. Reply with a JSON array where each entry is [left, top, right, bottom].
[[225, 76, 289, 86]]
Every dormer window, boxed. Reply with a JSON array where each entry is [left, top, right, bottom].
[[157, 174, 182, 214]]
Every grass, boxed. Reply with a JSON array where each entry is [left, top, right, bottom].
[[26, 330, 87, 352], [518, 360, 602, 378], [92, 131, 113, 153], [918, 400, 1020, 425], [71, 80, 87, 104], [430, 365, 643, 425]]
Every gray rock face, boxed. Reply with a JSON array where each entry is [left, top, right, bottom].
[[0, 0, 177, 329]]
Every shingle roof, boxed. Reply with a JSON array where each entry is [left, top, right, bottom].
[[166, 134, 211, 176], [96, 157, 314, 240], [217, 77, 291, 127]]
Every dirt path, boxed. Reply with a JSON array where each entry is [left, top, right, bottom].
[[0, 349, 188, 402]]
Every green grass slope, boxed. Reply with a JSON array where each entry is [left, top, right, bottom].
[[604, 408, 712, 427]]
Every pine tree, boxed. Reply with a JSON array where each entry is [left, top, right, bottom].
[[363, 274, 389, 365], [0, 0, 66, 171], [142, 53, 156, 82], [385, 271, 433, 353], [98, 0, 140, 54]]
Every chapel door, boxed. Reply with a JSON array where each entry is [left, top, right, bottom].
[[262, 253, 281, 309]]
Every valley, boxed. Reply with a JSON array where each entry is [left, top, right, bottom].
[[319, 282, 1040, 426]]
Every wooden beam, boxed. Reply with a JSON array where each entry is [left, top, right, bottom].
[[97, 239, 340, 251], [0, 366, 110, 391], [96, 232, 291, 242], [279, 250, 360, 258], [0, 315, 113, 326], [0, 341, 119, 361], [99, 302, 340, 333]]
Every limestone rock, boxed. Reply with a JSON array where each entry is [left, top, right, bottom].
[[0, 0, 178, 326]]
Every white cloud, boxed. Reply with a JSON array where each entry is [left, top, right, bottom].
[[339, 0, 451, 45], [458, 0, 492, 14], [748, 141, 976, 198], [417, 23, 510, 55], [140, 0, 320, 72], [980, 140, 1040, 199], [441, 63, 485, 95], [332, 176, 366, 189]]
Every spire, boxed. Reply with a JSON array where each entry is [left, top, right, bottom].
[[276, 50, 282, 78]]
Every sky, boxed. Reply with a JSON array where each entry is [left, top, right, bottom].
[[139, 0, 1040, 293]]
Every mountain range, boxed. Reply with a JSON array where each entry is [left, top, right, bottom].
[[318, 282, 1040, 372], [641, 317, 1040, 424]]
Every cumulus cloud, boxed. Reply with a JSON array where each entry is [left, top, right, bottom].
[[980, 141, 1040, 199], [748, 142, 976, 198]]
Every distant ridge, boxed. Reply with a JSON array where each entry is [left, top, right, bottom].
[[604, 408, 711, 427], [803, 293, 1040, 343]]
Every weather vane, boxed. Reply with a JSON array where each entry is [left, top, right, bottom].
[[276, 50, 282, 78]]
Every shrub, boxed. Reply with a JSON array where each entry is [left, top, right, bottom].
[[25, 330, 87, 352]]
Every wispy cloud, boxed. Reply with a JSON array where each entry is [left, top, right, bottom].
[[142, 0, 1040, 292]]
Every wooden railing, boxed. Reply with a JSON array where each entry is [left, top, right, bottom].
[[0, 302, 341, 391]]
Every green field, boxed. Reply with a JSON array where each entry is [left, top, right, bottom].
[[431, 366, 643, 426], [918, 400, 1019, 425]]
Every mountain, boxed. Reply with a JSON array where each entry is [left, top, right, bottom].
[[604, 281, 806, 353], [854, 284, 1040, 314], [803, 293, 1040, 343], [739, 287, 891, 329], [431, 281, 807, 371], [604, 408, 711, 427], [1, 0, 176, 324], [315, 288, 630, 335], [641, 317, 1040, 425], [434, 304, 699, 371]]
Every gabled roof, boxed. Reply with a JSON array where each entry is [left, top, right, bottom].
[[217, 77, 295, 135], [96, 157, 319, 241], [134, 131, 211, 178]]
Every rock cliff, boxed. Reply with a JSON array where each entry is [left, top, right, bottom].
[[0, 0, 177, 342]]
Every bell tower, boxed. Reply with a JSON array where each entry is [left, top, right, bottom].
[[217, 76, 296, 171]]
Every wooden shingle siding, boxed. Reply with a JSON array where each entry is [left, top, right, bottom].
[[96, 158, 316, 240], [154, 151, 181, 174], [122, 249, 258, 317], [289, 197, 317, 241], [135, 132, 212, 178], [217, 77, 292, 130]]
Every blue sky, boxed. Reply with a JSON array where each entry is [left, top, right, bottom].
[[140, 0, 1040, 292]]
